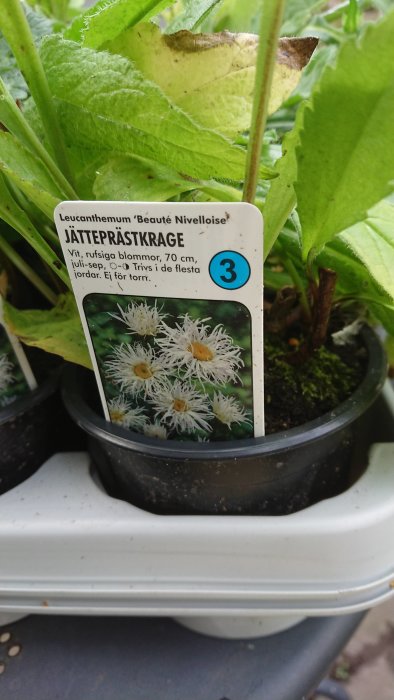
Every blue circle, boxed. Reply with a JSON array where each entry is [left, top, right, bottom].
[[209, 250, 251, 290]]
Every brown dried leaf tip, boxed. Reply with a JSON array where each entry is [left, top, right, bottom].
[[166, 30, 318, 71]]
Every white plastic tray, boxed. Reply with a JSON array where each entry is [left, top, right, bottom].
[[0, 383, 393, 637]]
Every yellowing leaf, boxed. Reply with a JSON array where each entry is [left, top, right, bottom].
[[41, 35, 272, 182], [3, 293, 92, 369], [105, 24, 317, 137]]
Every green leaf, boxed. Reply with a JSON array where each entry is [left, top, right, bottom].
[[106, 24, 317, 137], [206, 0, 326, 35], [263, 102, 306, 259], [166, 0, 223, 32], [68, 144, 110, 200], [340, 200, 394, 300], [0, 173, 69, 287], [318, 237, 394, 335], [0, 37, 27, 100], [203, 0, 261, 33], [41, 35, 273, 181], [93, 154, 201, 201], [281, 0, 327, 35], [3, 293, 91, 369], [25, 0, 85, 23], [0, 0, 74, 183], [296, 11, 394, 260], [279, 227, 394, 335], [343, 0, 360, 34], [0, 131, 62, 219], [65, 0, 176, 48], [0, 5, 55, 101], [93, 153, 244, 202], [284, 44, 338, 107]]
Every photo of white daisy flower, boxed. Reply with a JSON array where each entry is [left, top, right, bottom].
[[108, 395, 148, 431], [0, 353, 14, 392], [157, 314, 244, 385], [84, 294, 254, 441], [150, 380, 213, 434], [105, 343, 169, 397], [143, 422, 168, 440], [212, 392, 252, 428], [110, 301, 165, 337]]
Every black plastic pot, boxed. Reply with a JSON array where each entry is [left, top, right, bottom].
[[0, 370, 59, 495], [62, 328, 387, 515]]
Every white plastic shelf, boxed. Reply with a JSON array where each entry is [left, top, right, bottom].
[[0, 384, 393, 635]]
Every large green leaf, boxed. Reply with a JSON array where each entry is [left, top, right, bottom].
[[41, 36, 273, 181], [263, 102, 306, 258], [340, 200, 394, 300], [65, 0, 176, 48], [93, 155, 202, 201], [106, 24, 317, 137], [166, 0, 223, 32], [3, 294, 91, 369], [0, 131, 62, 219], [93, 153, 244, 202], [296, 11, 394, 260]]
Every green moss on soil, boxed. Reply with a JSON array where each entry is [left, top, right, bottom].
[[264, 333, 366, 434]]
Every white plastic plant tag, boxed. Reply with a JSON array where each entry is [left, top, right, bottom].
[[0, 298, 37, 408], [55, 201, 264, 440]]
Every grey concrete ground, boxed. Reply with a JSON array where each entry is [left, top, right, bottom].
[[316, 597, 394, 699]]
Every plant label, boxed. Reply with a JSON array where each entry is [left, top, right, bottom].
[[0, 299, 37, 408], [55, 201, 264, 441]]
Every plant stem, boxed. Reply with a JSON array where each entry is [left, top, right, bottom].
[[0, 0, 74, 185], [0, 235, 57, 305], [242, 0, 285, 204], [282, 256, 311, 321], [0, 78, 77, 200], [274, 238, 311, 320], [311, 268, 337, 349]]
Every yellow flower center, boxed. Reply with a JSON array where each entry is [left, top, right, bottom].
[[173, 398, 188, 413], [133, 362, 153, 380], [110, 410, 125, 423], [188, 341, 214, 362]]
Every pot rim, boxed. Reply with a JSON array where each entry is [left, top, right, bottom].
[[62, 326, 387, 459], [0, 367, 59, 427]]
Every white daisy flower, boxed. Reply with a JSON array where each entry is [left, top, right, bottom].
[[212, 392, 252, 428], [157, 315, 244, 385], [108, 395, 148, 431], [143, 422, 168, 440], [150, 380, 213, 434], [110, 301, 165, 337], [0, 354, 14, 392], [105, 343, 168, 397]]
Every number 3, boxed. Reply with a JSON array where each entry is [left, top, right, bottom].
[[219, 258, 237, 283]]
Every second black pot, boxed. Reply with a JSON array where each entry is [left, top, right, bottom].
[[0, 369, 59, 495], [62, 328, 386, 516]]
